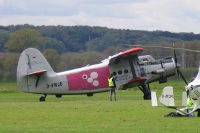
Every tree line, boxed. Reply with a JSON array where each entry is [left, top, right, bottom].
[[0, 25, 200, 81]]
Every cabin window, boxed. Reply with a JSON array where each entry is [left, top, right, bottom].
[[82, 74, 87, 79], [118, 70, 122, 75], [113, 72, 117, 76], [124, 69, 128, 73]]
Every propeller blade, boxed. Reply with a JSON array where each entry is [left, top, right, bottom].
[[173, 48, 188, 87], [174, 50, 177, 64], [177, 69, 188, 85]]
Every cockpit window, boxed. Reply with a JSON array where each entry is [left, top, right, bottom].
[[124, 69, 128, 73], [138, 55, 156, 65], [143, 58, 148, 62]]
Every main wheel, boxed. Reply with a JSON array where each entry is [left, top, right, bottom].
[[39, 96, 46, 102], [141, 84, 151, 100], [143, 93, 151, 100], [87, 93, 93, 97], [55, 94, 62, 98]]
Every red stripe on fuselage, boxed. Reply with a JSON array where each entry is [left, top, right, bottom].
[[67, 66, 110, 91]]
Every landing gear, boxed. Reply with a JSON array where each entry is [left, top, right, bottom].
[[87, 93, 93, 97], [139, 84, 151, 100], [39, 94, 47, 102], [56, 94, 62, 98]]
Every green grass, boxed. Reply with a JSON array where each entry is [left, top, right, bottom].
[[0, 81, 200, 133]]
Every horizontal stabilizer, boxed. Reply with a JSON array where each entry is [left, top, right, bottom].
[[28, 70, 47, 75]]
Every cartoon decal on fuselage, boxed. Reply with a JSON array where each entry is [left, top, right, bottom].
[[67, 66, 110, 91]]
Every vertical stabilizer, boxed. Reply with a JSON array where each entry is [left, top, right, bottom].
[[17, 48, 54, 92], [159, 86, 175, 106]]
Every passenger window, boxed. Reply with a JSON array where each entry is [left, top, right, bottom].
[[113, 72, 117, 76], [124, 69, 128, 73], [118, 70, 122, 75]]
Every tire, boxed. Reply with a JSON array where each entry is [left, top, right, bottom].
[[39, 96, 45, 102]]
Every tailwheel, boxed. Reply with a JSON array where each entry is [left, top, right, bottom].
[[39, 94, 47, 102]]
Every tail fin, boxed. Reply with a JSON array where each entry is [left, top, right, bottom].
[[159, 86, 175, 106], [17, 48, 54, 92]]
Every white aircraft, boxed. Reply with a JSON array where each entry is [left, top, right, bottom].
[[183, 65, 200, 115], [152, 65, 200, 116]]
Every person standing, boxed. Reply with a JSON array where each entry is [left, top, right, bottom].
[[108, 74, 117, 101], [187, 97, 195, 117]]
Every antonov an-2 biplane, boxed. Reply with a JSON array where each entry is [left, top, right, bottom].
[[17, 47, 177, 101]]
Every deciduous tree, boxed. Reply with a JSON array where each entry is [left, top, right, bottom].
[[5, 28, 44, 52]]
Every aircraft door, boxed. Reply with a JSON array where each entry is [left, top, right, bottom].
[[128, 58, 137, 79], [109, 59, 133, 87], [131, 57, 142, 78]]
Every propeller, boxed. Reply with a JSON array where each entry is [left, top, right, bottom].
[[172, 48, 190, 97], [173, 49, 188, 85], [172, 48, 192, 97]]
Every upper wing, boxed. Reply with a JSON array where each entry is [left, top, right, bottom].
[[119, 47, 143, 57], [108, 47, 143, 64]]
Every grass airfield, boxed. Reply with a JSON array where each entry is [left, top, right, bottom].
[[0, 81, 200, 133]]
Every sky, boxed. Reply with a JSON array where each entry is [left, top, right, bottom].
[[0, 0, 200, 33]]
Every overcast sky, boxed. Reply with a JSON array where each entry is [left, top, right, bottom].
[[0, 0, 200, 33]]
